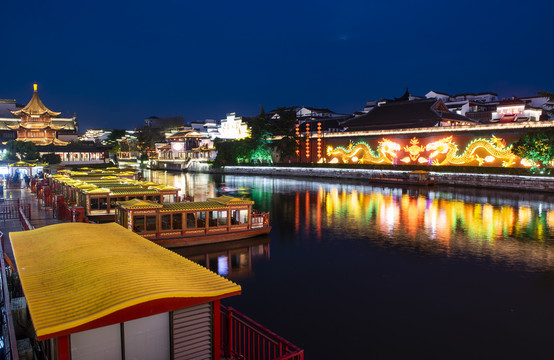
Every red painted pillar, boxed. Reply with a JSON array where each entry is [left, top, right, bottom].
[[58, 335, 70, 360], [213, 300, 221, 360]]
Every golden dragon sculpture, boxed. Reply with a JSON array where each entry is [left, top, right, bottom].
[[425, 136, 516, 167], [327, 139, 401, 164]]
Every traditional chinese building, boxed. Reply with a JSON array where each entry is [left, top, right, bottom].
[[8, 84, 71, 145]]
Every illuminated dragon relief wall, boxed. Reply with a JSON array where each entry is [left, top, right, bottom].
[[322, 135, 532, 168]]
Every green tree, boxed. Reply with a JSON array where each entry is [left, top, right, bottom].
[[538, 91, 554, 118], [271, 107, 299, 161], [104, 129, 126, 163], [137, 126, 163, 153], [41, 153, 61, 165], [213, 139, 246, 167], [244, 107, 273, 164], [512, 129, 554, 167], [3, 141, 39, 161]]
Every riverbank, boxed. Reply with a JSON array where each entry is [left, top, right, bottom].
[[216, 166, 554, 192]]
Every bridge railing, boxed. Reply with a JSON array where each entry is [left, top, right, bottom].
[[221, 306, 303, 360]]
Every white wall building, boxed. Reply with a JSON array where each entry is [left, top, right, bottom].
[[218, 113, 249, 140]]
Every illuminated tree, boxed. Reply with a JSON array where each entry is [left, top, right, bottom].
[[512, 129, 554, 167]]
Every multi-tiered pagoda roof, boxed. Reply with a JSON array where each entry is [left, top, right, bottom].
[[8, 84, 69, 145]]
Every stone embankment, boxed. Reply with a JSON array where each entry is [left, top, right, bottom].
[[218, 166, 554, 192]]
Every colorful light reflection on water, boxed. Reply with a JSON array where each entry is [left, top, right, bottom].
[[144, 170, 554, 359]]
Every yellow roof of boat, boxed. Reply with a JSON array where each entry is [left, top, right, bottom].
[[117, 198, 163, 209], [208, 195, 253, 205], [161, 201, 229, 212], [10, 223, 241, 339]]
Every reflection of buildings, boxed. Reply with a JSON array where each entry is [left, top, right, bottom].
[[223, 175, 554, 270], [172, 236, 270, 278]]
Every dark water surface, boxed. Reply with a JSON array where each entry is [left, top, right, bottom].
[[147, 170, 554, 359]]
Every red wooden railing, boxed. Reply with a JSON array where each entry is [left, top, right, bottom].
[[18, 207, 34, 231], [221, 306, 304, 360], [0, 200, 31, 222], [252, 210, 270, 228], [0, 232, 20, 360]]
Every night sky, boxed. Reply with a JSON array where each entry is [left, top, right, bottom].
[[2, 0, 553, 131]]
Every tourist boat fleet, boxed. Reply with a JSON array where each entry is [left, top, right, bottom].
[[42, 168, 271, 247], [0, 167, 301, 360]]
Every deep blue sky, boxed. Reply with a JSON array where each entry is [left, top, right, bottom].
[[1, 0, 553, 131]]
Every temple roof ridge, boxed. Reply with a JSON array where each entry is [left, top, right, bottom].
[[11, 84, 61, 117]]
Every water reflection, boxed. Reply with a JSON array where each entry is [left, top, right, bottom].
[[144, 170, 554, 359], [145, 170, 554, 271], [172, 236, 270, 279]]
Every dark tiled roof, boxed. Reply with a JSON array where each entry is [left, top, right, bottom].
[[437, 111, 473, 122], [302, 106, 335, 113], [343, 99, 475, 131]]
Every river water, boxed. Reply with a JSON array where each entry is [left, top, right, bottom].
[[145, 170, 554, 359]]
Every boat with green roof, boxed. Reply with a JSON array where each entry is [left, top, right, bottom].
[[115, 195, 271, 247]]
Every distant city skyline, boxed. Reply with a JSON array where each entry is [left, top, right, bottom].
[[1, 0, 552, 131]]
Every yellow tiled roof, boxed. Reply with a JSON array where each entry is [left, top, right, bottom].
[[10, 223, 241, 339], [84, 188, 110, 194], [160, 201, 228, 212], [208, 195, 253, 205], [110, 189, 160, 196], [117, 199, 163, 209]]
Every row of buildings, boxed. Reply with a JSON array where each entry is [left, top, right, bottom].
[[1, 85, 553, 168], [148, 89, 553, 168]]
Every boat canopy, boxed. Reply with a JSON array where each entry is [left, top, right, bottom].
[[10, 223, 241, 340]]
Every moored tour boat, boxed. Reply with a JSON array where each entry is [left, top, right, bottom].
[[115, 195, 271, 248]]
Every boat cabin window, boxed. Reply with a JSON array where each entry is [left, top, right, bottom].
[[186, 213, 196, 229], [146, 216, 157, 231], [161, 214, 171, 230], [90, 197, 108, 210], [209, 210, 228, 227], [134, 216, 145, 232], [197, 211, 206, 228], [218, 211, 228, 226], [173, 213, 183, 230], [231, 209, 249, 225], [209, 211, 218, 227], [133, 215, 157, 232]]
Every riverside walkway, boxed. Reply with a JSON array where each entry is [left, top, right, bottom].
[[0, 186, 63, 263]]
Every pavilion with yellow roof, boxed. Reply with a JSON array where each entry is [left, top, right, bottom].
[[9, 84, 70, 146], [10, 222, 241, 359]]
